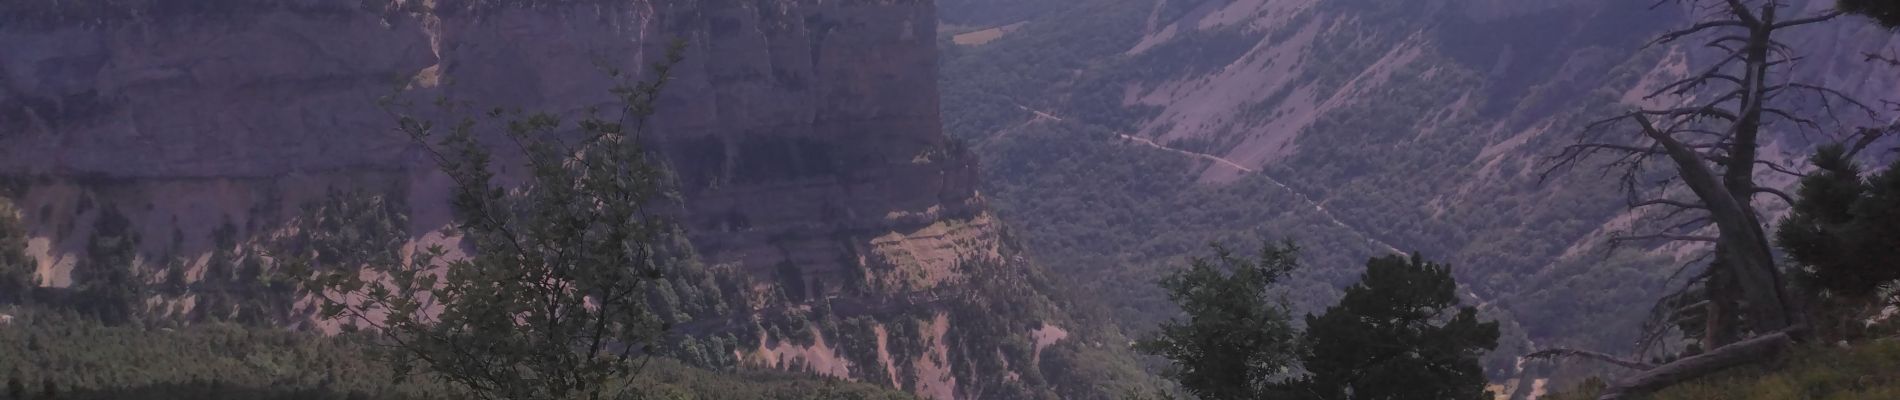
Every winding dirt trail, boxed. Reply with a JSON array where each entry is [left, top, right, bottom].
[[1017, 104, 1392, 253], [1116, 133, 1259, 173]]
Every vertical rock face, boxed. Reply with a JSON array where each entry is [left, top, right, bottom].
[[0, 0, 983, 291], [0, 1, 1065, 398]]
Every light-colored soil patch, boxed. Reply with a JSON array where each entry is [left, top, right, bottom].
[[1029, 323, 1069, 365], [25, 236, 76, 287], [1129, 0, 1313, 55], [868, 213, 1000, 290], [873, 324, 902, 387], [1127, 13, 1326, 180], [749, 327, 855, 378], [911, 313, 957, 400], [1219, 34, 1425, 175], [1620, 47, 1689, 108], [1127, 9, 1429, 183], [951, 22, 1026, 46], [1476, 120, 1549, 163]]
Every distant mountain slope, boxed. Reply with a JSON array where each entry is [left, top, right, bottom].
[[941, 0, 1900, 393]]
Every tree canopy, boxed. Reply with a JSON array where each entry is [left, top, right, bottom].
[[1138, 242, 1303, 400], [1293, 254, 1499, 400], [1777, 144, 1900, 331], [73, 206, 142, 325], [1141, 244, 1499, 400]]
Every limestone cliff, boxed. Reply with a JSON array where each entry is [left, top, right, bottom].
[[0, 1, 1120, 398]]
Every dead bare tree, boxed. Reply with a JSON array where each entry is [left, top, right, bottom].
[[1538, 1, 1886, 398]]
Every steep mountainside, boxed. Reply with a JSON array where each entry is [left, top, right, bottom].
[[940, 0, 1900, 395], [0, 1, 1145, 399]]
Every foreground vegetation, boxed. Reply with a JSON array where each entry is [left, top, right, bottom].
[[0, 308, 915, 400], [1138, 244, 1500, 400], [0, 309, 428, 400], [1649, 340, 1900, 400], [1547, 339, 1900, 400]]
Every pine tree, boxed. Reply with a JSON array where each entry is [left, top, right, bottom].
[[1842, 0, 1900, 28], [6, 374, 23, 400], [1777, 145, 1900, 336], [0, 199, 32, 303], [1293, 254, 1499, 400], [1137, 242, 1302, 400], [75, 206, 142, 324]]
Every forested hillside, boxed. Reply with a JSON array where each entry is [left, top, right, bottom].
[[939, 0, 1900, 393]]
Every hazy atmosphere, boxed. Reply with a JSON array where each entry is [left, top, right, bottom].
[[3, 1, 1899, 399]]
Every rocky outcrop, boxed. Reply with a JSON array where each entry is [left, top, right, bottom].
[[0, 1, 1051, 398]]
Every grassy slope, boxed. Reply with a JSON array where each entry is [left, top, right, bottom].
[[1545, 339, 1900, 400]]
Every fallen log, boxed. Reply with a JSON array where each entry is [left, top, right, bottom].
[[1597, 330, 1797, 400], [1525, 348, 1656, 371]]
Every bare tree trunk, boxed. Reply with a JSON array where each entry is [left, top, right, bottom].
[[1539, 0, 1868, 395], [1704, 264, 1741, 347], [1637, 112, 1788, 332], [1720, 3, 1799, 334]]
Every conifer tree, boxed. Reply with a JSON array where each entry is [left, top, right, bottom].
[[1293, 254, 1498, 400], [1138, 242, 1302, 400]]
